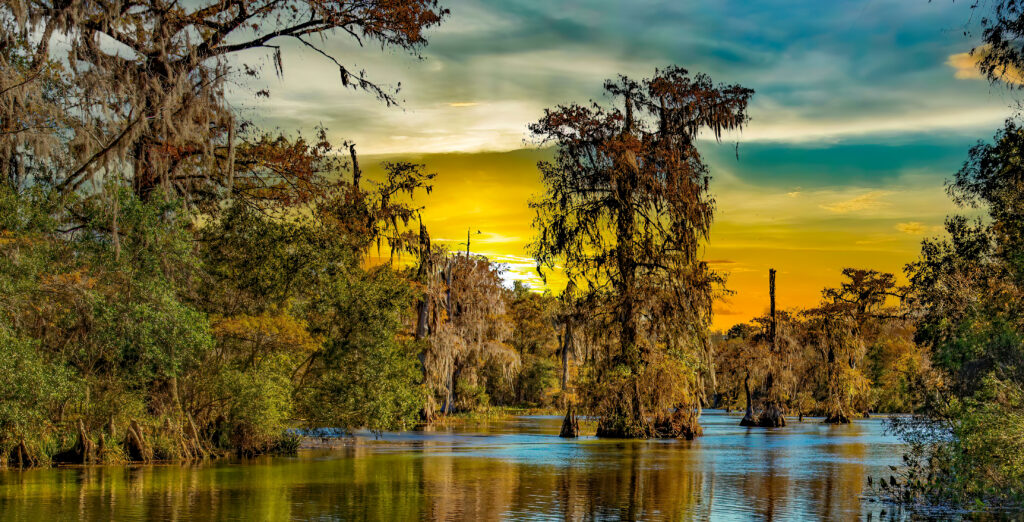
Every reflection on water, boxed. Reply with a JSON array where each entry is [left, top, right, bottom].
[[0, 411, 904, 520]]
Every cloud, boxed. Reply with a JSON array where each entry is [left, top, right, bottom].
[[895, 221, 927, 234], [947, 46, 1024, 84], [230, 0, 1016, 156], [713, 304, 742, 316], [723, 107, 1007, 145], [819, 190, 890, 213], [948, 51, 985, 80]]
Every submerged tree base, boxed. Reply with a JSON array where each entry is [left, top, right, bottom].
[[757, 404, 787, 427], [653, 408, 703, 440], [595, 405, 703, 440], [824, 413, 851, 424], [595, 415, 654, 439], [559, 405, 579, 438], [740, 407, 787, 428]]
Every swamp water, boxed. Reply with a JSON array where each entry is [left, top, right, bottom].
[[0, 411, 907, 520]]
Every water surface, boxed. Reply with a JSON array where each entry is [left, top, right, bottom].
[[0, 411, 904, 520]]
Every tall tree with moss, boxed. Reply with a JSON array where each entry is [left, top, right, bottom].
[[4, 0, 448, 199], [530, 66, 752, 439], [806, 269, 902, 423]]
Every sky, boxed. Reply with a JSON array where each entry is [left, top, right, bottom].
[[228, 0, 1014, 329]]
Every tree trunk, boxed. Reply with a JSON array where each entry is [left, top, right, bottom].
[[12, 441, 35, 468], [76, 419, 95, 464], [560, 319, 573, 393], [559, 403, 579, 438], [824, 412, 851, 424], [414, 222, 432, 422], [757, 269, 786, 428], [740, 371, 758, 426], [654, 406, 703, 440], [757, 401, 786, 428], [170, 375, 183, 416], [595, 159, 650, 439], [349, 144, 361, 190], [414, 223, 432, 342], [126, 420, 153, 462], [187, 413, 207, 459]]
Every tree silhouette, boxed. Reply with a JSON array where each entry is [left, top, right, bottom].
[[530, 66, 752, 438]]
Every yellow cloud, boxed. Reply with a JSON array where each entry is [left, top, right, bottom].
[[947, 45, 1024, 84], [447, 102, 480, 107], [896, 221, 927, 234], [820, 190, 889, 213]]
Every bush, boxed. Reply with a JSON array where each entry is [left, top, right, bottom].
[[219, 355, 295, 455], [887, 377, 1024, 509], [0, 327, 75, 466], [517, 357, 558, 407], [455, 378, 490, 412]]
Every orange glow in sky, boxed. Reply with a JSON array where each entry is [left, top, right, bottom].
[[364, 147, 959, 331]]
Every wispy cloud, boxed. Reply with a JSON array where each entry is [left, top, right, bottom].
[[896, 221, 927, 234], [820, 191, 890, 214]]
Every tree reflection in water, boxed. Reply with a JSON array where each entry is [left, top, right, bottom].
[[0, 412, 902, 520]]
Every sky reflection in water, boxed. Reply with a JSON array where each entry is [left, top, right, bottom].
[[0, 411, 906, 521]]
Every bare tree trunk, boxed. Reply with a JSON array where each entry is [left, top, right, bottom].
[[76, 419, 94, 464], [349, 144, 361, 190], [414, 223, 431, 404], [441, 261, 455, 415], [758, 269, 786, 428], [560, 319, 573, 393], [170, 375, 183, 416], [126, 420, 153, 462], [740, 371, 758, 426], [559, 403, 579, 438]]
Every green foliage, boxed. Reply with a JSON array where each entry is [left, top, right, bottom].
[[297, 331, 424, 435], [219, 354, 295, 454], [455, 379, 490, 412], [889, 119, 1024, 511], [0, 327, 75, 462], [886, 377, 1024, 509], [516, 357, 558, 407], [0, 180, 432, 463], [0, 0, 454, 465], [950, 378, 1024, 501]]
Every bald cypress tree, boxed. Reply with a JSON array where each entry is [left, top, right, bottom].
[[530, 66, 752, 439]]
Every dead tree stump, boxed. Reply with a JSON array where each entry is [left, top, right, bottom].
[[559, 404, 579, 438]]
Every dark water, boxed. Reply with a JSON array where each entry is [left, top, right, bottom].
[[0, 411, 906, 520]]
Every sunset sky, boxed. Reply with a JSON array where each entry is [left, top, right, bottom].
[[229, 0, 1010, 329]]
